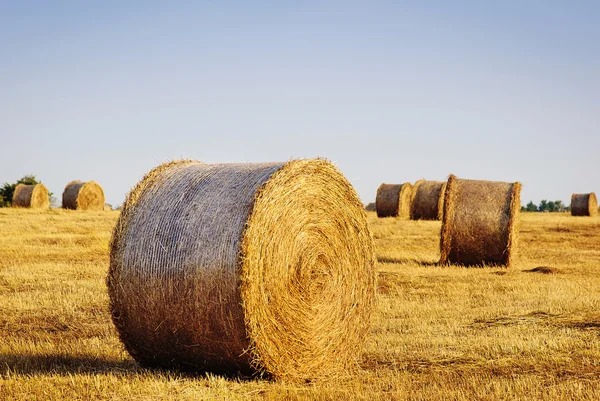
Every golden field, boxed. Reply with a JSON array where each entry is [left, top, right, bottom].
[[0, 208, 599, 400]]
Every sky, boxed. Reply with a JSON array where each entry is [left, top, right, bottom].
[[1, 1, 598, 207]]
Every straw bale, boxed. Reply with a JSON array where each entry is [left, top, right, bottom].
[[439, 175, 521, 267], [571, 193, 598, 216], [12, 184, 50, 209], [375, 183, 412, 218], [107, 159, 375, 381], [410, 180, 446, 220], [62, 180, 105, 210]]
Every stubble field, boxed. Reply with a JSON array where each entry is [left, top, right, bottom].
[[0, 209, 599, 400]]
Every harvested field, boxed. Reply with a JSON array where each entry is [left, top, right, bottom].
[[1, 209, 600, 400]]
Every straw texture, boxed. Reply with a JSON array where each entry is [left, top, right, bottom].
[[410, 180, 446, 220], [108, 159, 375, 382], [62, 180, 105, 211], [12, 184, 50, 209], [375, 183, 412, 218], [571, 193, 598, 217], [439, 175, 521, 267]]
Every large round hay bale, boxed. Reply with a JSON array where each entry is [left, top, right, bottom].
[[107, 159, 375, 381], [571, 193, 597, 216], [439, 175, 521, 267], [375, 183, 412, 218], [410, 180, 446, 220], [62, 180, 105, 211], [12, 184, 50, 209]]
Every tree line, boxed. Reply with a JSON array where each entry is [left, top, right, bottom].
[[521, 200, 569, 212]]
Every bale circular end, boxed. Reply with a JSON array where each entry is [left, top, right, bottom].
[[571, 193, 598, 217], [375, 183, 413, 218], [62, 180, 105, 210], [108, 159, 375, 381], [410, 180, 446, 220], [12, 184, 50, 209], [440, 175, 521, 267]]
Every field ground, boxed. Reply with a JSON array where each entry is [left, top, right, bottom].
[[1, 209, 599, 400]]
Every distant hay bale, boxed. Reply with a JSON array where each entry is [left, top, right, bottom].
[[440, 175, 521, 267], [571, 193, 597, 217], [375, 183, 413, 218], [12, 184, 50, 209], [104, 204, 113, 211], [62, 181, 105, 211], [410, 180, 446, 220], [107, 159, 375, 381], [365, 202, 376, 211]]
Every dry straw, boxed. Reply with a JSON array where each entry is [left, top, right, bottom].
[[12, 184, 50, 209], [107, 159, 375, 382], [62, 180, 105, 211], [571, 193, 598, 216], [375, 183, 413, 218], [440, 175, 521, 267], [410, 180, 446, 220]]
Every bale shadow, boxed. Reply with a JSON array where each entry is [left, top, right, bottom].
[[377, 256, 438, 267], [0, 353, 262, 381], [523, 266, 559, 274], [0, 353, 137, 376]]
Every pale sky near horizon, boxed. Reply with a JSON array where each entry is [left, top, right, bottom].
[[1, 2, 598, 207]]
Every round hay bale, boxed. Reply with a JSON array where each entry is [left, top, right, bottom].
[[410, 180, 446, 220], [12, 184, 50, 209], [62, 180, 105, 211], [107, 159, 375, 381], [439, 175, 521, 267], [571, 193, 597, 216], [375, 183, 413, 218]]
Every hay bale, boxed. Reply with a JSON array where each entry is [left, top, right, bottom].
[[62, 180, 105, 211], [410, 180, 446, 220], [439, 175, 521, 267], [12, 184, 50, 209], [375, 183, 413, 218], [107, 159, 375, 381], [571, 193, 597, 216]]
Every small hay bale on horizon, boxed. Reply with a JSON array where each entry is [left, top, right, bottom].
[[62, 180, 105, 211], [571, 193, 597, 217], [375, 183, 413, 218], [410, 180, 446, 220], [107, 159, 375, 382], [12, 184, 50, 209], [440, 175, 521, 267]]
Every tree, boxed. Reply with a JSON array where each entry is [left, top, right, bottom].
[[524, 201, 537, 212], [0, 175, 53, 207], [538, 199, 549, 212], [553, 200, 566, 212]]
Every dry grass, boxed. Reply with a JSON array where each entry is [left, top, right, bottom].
[[1, 209, 600, 400]]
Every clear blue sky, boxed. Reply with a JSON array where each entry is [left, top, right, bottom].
[[1, 1, 598, 207]]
